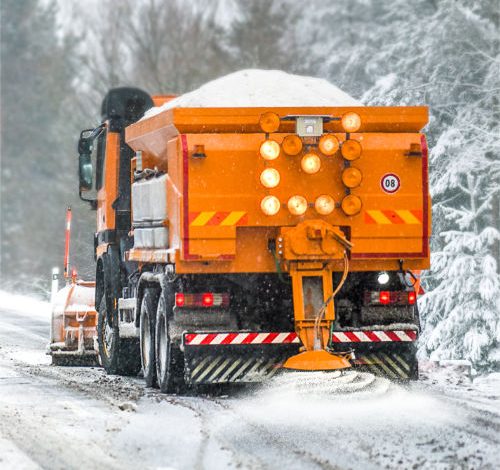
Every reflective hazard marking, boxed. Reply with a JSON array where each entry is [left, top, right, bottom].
[[184, 332, 299, 346], [331, 330, 417, 343], [189, 211, 248, 226], [365, 210, 423, 225], [381, 173, 400, 194]]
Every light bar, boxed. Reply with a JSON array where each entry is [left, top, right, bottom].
[[175, 293, 230, 308], [364, 291, 416, 306]]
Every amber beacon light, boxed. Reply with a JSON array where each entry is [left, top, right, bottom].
[[301, 153, 321, 174], [342, 167, 363, 188], [260, 168, 280, 188], [259, 112, 281, 133], [282, 135, 303, 156], [341, 195, 362, 215], [319, 134, 339, 156], [260, 140, 280, 160], [341, 140, 362, 161], [261, 195, 281, 215], [315, 195, 335, 215], [341, 112, 361, 133], [288, 195, 308, 215]]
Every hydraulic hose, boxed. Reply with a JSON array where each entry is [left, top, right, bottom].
[[313, 251, 349, 350]]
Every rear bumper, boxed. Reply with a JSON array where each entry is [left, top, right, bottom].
[[182, 328, 418, 384]]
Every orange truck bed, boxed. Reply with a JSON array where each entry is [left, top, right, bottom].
[[125, 106, 430, 274]]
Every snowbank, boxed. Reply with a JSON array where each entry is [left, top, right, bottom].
[[143, 69, 362, 119], [0, 290, 50, 320]]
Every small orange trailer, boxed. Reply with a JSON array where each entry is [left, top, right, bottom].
[[75, 84, 430, 391]]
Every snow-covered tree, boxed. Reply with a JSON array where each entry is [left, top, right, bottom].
[[355, 0, 500, 369], [0, 0, 79, 289]]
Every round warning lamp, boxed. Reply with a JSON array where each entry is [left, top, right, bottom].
[[261, 195, 281, 216], [341, 112, 361, 133], [342, 167, 363, 188], [377, 272, 390, 285], [319, 134, 340, 156], [260, 140, 280, 161], [259, 112, 281, 133], [341, 195, 362, 216], [315, 195, 335, 215], [260, 168, 280, 188], [301, 153, 321, 174], [341, 140, 362, 161], [282, 135, 303, 156], [287, 195, 308, 216]]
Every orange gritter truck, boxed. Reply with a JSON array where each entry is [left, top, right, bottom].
[[76, 86, 430, 392]]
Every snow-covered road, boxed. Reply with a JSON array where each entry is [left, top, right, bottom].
[[0, 292, 499, 469]]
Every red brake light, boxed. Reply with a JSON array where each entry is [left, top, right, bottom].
[[408, 291, 417, 305], [379, 291, 390, 305], [175, 293, 185, 307], [202, 293, 214, 307]]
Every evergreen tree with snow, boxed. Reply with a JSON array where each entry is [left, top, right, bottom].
[[356, 0, 500, 369]]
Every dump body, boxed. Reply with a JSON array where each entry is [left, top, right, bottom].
[[125, 106, 430, 274]]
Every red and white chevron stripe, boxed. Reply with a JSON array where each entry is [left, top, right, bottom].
[[184, 332, 299, 346], [184, 330, 417, 346], [331, 330, 417, 343]]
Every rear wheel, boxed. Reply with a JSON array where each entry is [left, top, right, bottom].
[[155, 289, 184, 393], [97, 295, 140, 375], [140, 289, 158, 387]]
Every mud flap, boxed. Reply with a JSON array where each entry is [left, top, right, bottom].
[[183, 333, 299, 385], [336, 343, 418, 380]]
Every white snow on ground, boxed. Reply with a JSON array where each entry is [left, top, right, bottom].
[[0, 290, 50, 320], [0, 300, 499, 469], [474, 372, 500, 398], [0, 436, 41, 470], [0, 290, 51, 366], [143, 69, 362, 119]]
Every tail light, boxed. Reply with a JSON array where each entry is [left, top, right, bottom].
[[379, 291, 390, 305], [175, 293, 230, 308], [364, 291, 417, 306]]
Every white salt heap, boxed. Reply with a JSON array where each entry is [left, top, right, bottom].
[[143, 69, 362, 119]]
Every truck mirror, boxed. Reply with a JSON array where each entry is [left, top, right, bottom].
[[78, 136, 93, 155], [79, 152, 93, 191]]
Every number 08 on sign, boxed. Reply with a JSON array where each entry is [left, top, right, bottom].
[[381, 173, 400, 194]]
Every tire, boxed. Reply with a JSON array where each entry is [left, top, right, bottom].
[[155, 289, 184, 393], [97, 295, 141, 375], [140, 289, 159, 387]]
